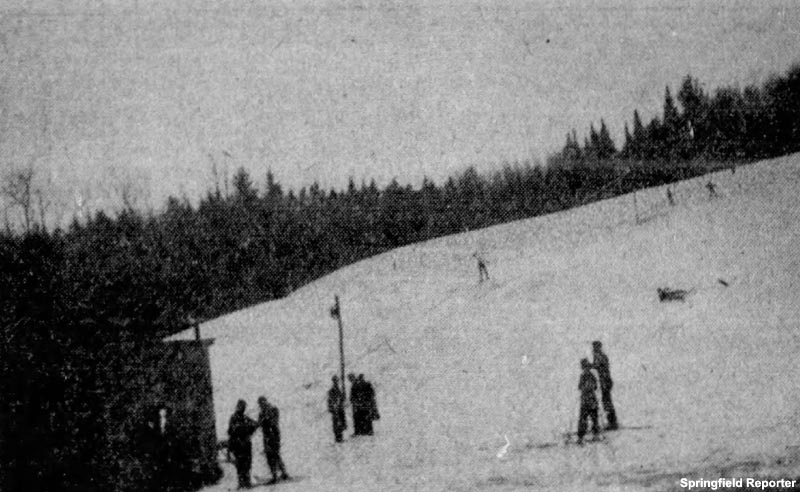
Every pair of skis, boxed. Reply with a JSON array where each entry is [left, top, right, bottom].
[[561, 424, 653, 446]]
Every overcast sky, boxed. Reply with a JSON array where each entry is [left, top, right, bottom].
[[1, 0, 799, 223]]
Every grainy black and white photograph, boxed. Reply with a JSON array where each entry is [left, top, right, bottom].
[[2, 1, 800, 491]]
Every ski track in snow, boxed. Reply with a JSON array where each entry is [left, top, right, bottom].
[[173, 155, 800, 491]]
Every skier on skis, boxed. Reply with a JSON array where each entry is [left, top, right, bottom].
[[473, 252, 489, 283], [257, 396, 290, 484], [577, 358, 600, 444], [591, 341, 618, 430], [706, 180, 718, 198]]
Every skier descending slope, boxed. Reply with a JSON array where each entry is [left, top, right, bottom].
[[473, 252, 490, 283]]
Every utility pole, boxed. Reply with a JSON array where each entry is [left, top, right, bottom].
[[330, 295, 345, 394]]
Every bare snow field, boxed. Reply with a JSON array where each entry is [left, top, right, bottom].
[[175, 154, 800, 491]]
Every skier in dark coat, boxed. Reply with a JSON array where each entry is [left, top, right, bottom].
[[327, 376, 347, 442], [591, 341, 618, 430], [228, 400, 258, 489], [577, 358, 600, 444], [257, 396, 289, 484], [358, 374, 379, 435], [347, 373, 365, 435]]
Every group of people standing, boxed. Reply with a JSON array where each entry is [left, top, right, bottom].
[[227, 397, 290, 489], [225, 373, 378, 489], [576, 341, 618, 444], [223, 344, 611, 488], [327, 373, 380, 442]]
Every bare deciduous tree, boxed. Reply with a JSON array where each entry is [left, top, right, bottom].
[[2, 165, 36, 233]]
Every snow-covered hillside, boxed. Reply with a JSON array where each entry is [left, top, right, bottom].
[[174, 155, 800, 491]]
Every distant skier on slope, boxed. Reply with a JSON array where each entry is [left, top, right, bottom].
[[577, 358, 600, 444], [706, 180, 718, 199], [327, 376, 347, 443], [591, 341, 618, 430], [473, 252, 490, 283]]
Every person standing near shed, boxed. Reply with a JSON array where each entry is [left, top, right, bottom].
[[228, 400, 258, 489], [257, 396, 290, 484], [591, 341, 618, 430]]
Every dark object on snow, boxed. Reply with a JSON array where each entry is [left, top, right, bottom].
[[657, 287, 692, 302], [718, 278, 729, 287], [327, 376, 347, 442], [666, 188, 675, 206], [228, 400, 259, 489], [577, 359, 600, 444], [591, 341, 618, 431], [257, 396, 289, 483]]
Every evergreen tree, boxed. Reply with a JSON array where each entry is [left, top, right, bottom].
[[663, 86, 683, 160], [630, 110, 646, 160], [597, 120, 616, 159], [622, 122, 633, 158], [677, 75, 707, 157], [265, 170, 283, 201], [232, 167, 258, 203]]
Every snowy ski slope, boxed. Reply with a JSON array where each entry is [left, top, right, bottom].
[[175, 154, 800, 491]]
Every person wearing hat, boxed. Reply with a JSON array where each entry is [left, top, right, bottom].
[[327, 376, 347, 442], [577, 358, 600, 444], [591, 341, 618, 430], [257, 396, 290, 484]]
